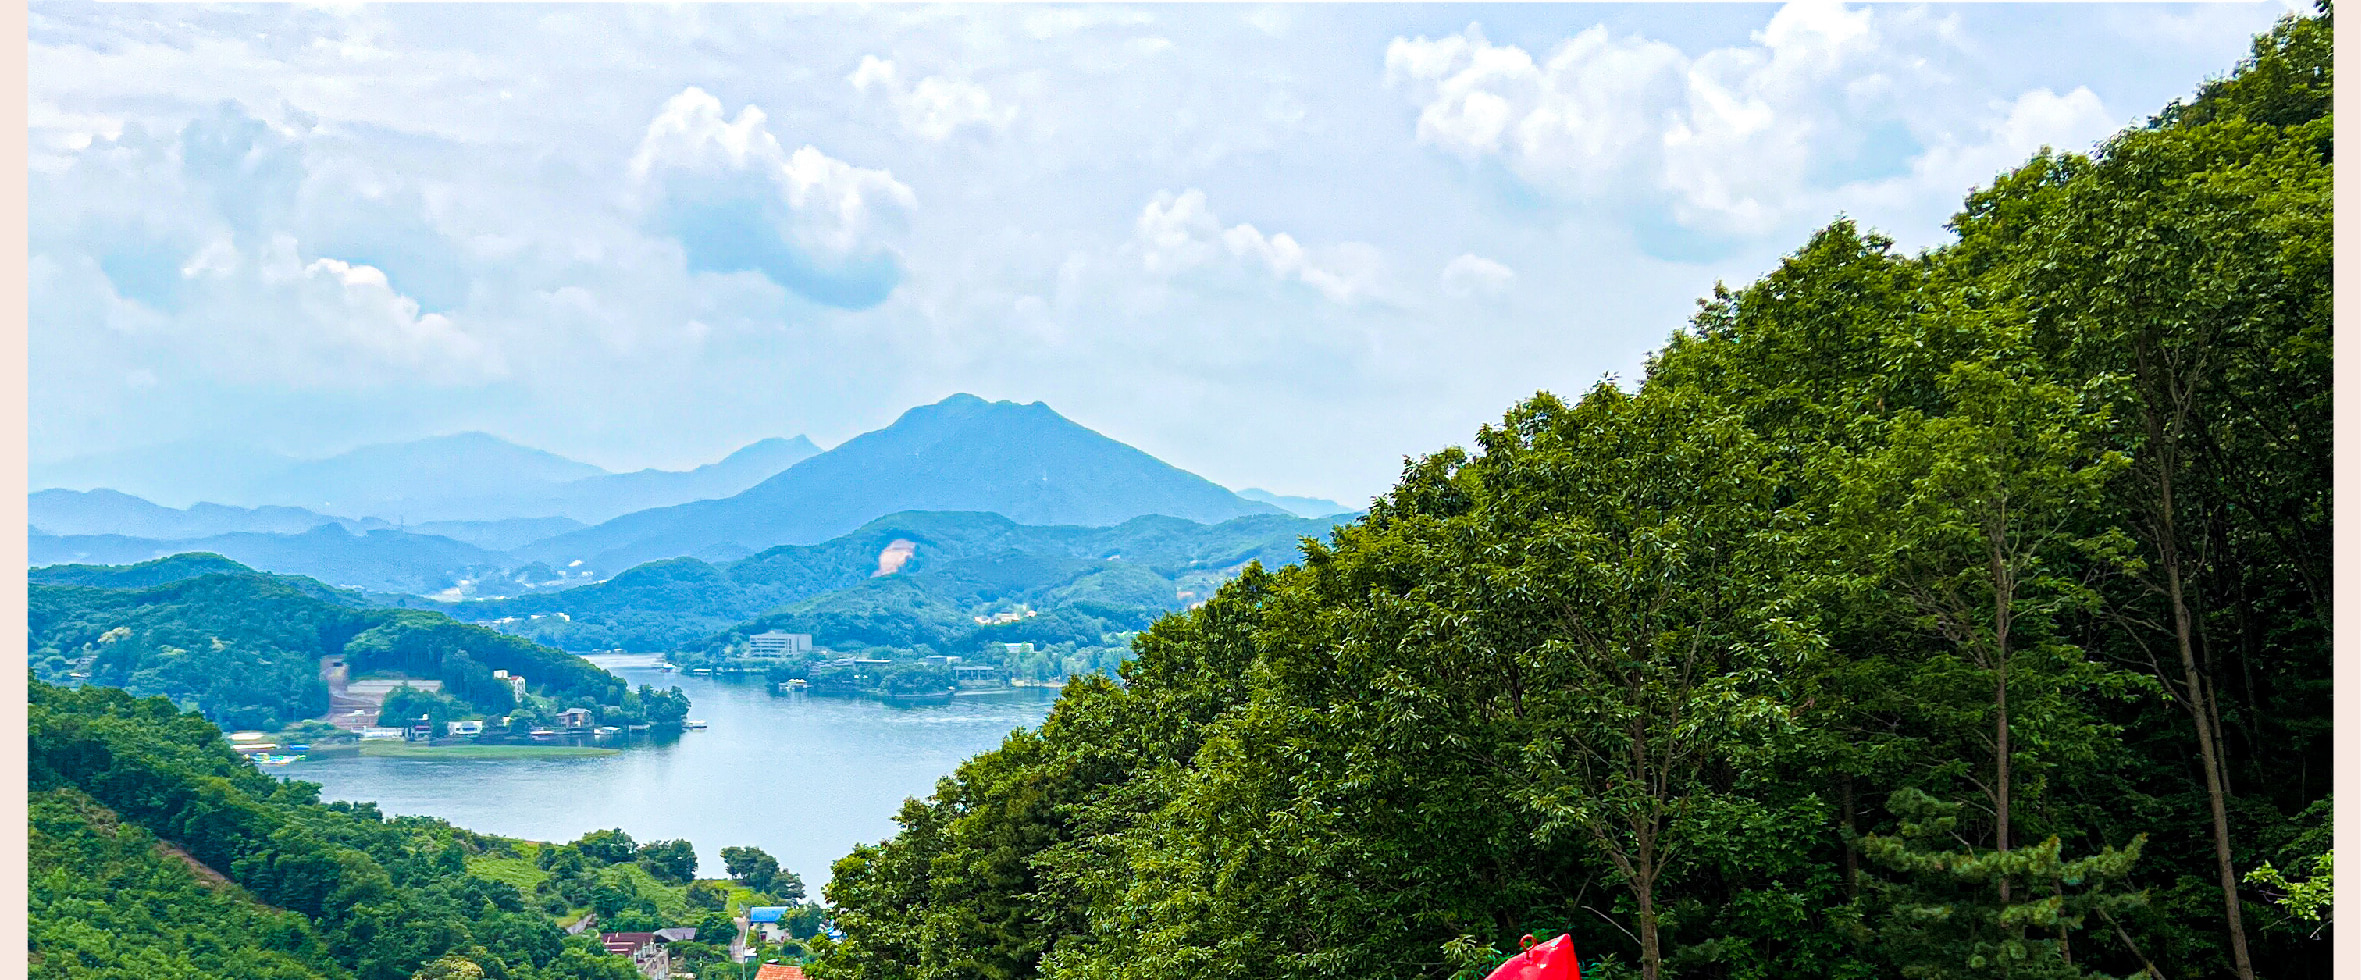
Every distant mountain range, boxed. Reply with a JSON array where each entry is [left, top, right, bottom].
[[1236, 488, 1361, 518], [30, 488, 388, 538], [30, 524, 509, 596], [30, 395, 1351, 620], [32, 433, 822, 524], [516, 395, 1289, 573]]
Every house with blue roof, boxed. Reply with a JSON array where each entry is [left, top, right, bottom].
[[747, 905, 791, 943]]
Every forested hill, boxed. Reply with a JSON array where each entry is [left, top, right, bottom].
[[815, 10, 2331, 980], [458, 510, 1341, 652], [28, 681, 659, 980], [28, 554, 644, 730]]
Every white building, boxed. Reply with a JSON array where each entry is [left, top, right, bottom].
[[747, 632, 814, 658]]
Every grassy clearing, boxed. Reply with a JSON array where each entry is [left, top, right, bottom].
[[355, 744, 620, 760], [466, 854, 550, 893]]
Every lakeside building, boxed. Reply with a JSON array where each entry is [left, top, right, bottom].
[[748, 632, 814, 658]]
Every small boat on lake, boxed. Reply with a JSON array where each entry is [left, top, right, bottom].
[[626, 722, 651, 731], [529, 728, 558, 739], [593, 726, 621, 737], [654, 662, 676, 672], [257, 755, 301, 765], [683, 720, 708, 730], [689, 667, 713, 676]]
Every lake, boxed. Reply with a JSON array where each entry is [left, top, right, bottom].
[[279, 654, 1062, 890]]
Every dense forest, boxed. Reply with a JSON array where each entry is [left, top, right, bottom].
[[28, 680, 808, 979], [28, 554, 669, 730], [813, 11, 2331, 980], [30, 681, 653, 980]]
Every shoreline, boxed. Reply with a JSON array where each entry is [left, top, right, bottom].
[[301, 743, 624, 761]]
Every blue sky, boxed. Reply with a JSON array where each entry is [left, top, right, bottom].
[[28, 2, 2295, 506]]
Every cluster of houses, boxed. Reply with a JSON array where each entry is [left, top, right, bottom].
[[359, 700, 603, 743], [586, 906, 811, 980], [598, 926, 695, 979], [970, 606, 1037, 625]]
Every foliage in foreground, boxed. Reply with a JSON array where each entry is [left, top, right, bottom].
[[815, 9, 2331, 980], [29, 680, 643, 980]]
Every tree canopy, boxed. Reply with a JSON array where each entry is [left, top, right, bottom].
[[813, 9, 2332, 980]]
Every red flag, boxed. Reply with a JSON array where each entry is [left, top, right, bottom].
[[1483, 934, 1580, 980]]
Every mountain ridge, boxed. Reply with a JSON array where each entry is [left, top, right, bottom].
[[517, 394, 1286, 572], [31, 433, 822, 525]]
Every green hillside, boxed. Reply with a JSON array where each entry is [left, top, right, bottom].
[[463, 510, 1341, 653], [27, 680, 764, 980], [817, 11, 2331, 980], [28, 557, 672, 730]]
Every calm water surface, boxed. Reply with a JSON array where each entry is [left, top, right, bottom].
[[282, 654, 1060, 888]]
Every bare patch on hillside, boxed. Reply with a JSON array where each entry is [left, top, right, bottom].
[[874, 540, 918, 577]]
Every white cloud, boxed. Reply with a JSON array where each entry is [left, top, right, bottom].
[[848, 55, 1017, 141], [1441, 254, 1515, 298], [847, 54, 898, 95], [1385, 2, 2069, 240], [632, 86, 917, 308], [28, 103, 507, 389], [1132, 189, 1384, 305], [25, 2, 2294, 495], [37, 229, 505, 388], [268, 245, 507, 383], [1844, 86, 2116, 234]]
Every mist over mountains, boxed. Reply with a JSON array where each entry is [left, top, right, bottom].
[[33, 432, 823, 524], [28, 395, 1352, 618]]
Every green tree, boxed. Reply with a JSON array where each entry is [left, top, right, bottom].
[[686, 880, 729, 912], [573, 829, 637, 865], [1490, 387, 1809, 980], [636, 838, 699, 885], [1860, 789, 2148, 979]]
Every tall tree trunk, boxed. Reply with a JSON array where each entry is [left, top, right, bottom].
[[1636, 872, 1660, 980], [2136, 332, 2256, 980], [1995, 664, 2010, 907], [1841, 775, 1859, 900], [2167, 546, 2255, 980], [1990, 526, 2014, 909]]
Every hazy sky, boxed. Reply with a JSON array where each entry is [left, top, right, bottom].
[[29, 1, 2293, 505]]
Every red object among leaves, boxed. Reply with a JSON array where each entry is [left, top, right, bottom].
[[1484, 934, 1580, 980]]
